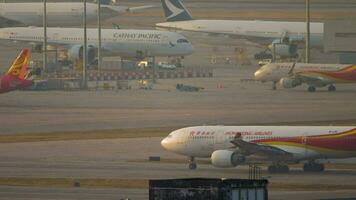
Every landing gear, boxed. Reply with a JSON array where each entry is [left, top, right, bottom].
[[188, 157, 197, 170], [308, 86, 316, 92], [303, 161, 324, 172], [272, 81, 277, 90], [328, 84, 336, 92], [268, 164, 289, 173]]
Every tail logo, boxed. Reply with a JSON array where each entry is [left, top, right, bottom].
[[6, 49, 30, 79], [9, 56, 26, 76], [164, 0, 184, 19]]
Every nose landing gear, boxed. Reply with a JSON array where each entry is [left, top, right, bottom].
[[188, 156, 197, 170], [272, 81, 277, 90]]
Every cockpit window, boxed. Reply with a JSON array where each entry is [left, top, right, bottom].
[[177, 38, 189, 43]]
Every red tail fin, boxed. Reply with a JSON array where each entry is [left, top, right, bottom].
[[6, 49, 30, 80]]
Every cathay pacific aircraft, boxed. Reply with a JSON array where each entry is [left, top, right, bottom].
[[156, 0, 323, 47], [0, 27, 193, 62], [0, 1, 153, 26]]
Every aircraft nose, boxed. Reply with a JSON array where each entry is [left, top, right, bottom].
[[187, 44, 194, 54], [254, 69, 263, 80], [161, 137, 171, 150]]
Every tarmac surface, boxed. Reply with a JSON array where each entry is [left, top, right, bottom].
[[0, 137, 355, 200], [1, 63, 356, 134]]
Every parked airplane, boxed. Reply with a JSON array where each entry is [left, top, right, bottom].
[[0, 1, 153, 27], [254, 62, 356, 92], [161, 126, 356, 173], [0, 49, 32, 94], [156, 0, 323, 56], [0, 27, 194, 63]]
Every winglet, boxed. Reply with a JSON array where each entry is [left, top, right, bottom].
[[161, 0, 193, 22], [6, 49, 30, 80]]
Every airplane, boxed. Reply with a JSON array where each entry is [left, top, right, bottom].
[[254, 62, 356, 92], [0, 1, 153, 27], [156, 0, 324, 56], [0, 49, 33, 94], [161, 126, 356, 173], [0, 27, 194, 63]]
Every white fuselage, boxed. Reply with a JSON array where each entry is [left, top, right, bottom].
[[0, 3, 125, 26], [156, 19, 324, 46], [161, 126, 356, 161], [254, 62, 352, 83], [0, 27, 194, 58]]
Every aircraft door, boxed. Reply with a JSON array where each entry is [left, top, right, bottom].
[[176, 133, 187, 149], [214, 130, 226, 149], [301, 134, 308, 158]]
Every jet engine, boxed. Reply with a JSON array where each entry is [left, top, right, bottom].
[[67, 45, 96, 64], [270, 39, 298, 58], [211, 150, 245, 168], [94, 0, 117, 5], [31, 44, 43, 53], [288, 35, 305, 44], [279, 77, 302, 88]]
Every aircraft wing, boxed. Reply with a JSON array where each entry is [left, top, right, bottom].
[[126, 5, 156, 13], [0, 16, 25, 27], [103, 5, 155, 14], [230, 139, 292, 157], [294, 71, 333, 86]]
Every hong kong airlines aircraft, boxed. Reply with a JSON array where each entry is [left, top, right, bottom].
[[161, 126, 356, 173], [0, 49, 32, 94], [254, 62, 356, 92]]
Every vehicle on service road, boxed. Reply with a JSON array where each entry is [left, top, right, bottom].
[[161, 126, 356, 173], [254, 62, 356, 92], [0, 49, 33, 94]]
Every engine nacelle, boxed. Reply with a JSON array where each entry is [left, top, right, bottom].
[[211, 150, 245, 168], [67, 45, 96, 64], [279, 77, 302, 88]]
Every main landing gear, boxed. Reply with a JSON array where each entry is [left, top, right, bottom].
[[308, 85, 336, 92], [268, 163, 290, 173], [303, 161, 324, 172], [308, 86, 316, 92], [188, 156, 197, 170], [328, 84, 336, 92]]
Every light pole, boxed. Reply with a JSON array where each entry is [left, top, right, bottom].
[[98, 0, 102, 73], [43, 0, 47, 73], [306, 0, 310, 63], [82, 0, 88, 89]]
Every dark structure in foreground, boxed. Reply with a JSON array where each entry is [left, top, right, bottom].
[[149, 178, 268, 200]]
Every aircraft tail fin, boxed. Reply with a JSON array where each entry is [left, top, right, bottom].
[[6, 49, 30, 80], [112, 23, 121, 29], [161, 0, 193, 22]]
